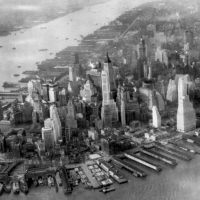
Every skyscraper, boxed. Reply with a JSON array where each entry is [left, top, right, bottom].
[[152, 106, 161, 128], [42, 127, 54, 150], [177, 77, 196, 132], [103, 53, 116, 90], [69, 66, 76, 88], [101, 70, 110, 106], [137, 36, 147, 79], [184, 30, 193, 50]]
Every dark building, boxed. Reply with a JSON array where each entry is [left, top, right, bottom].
[[137, 36, 147, 79], [184, 30, 193, 49]]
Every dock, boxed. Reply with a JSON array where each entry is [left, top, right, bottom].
[[155, 143, 192, 161], [111, 156, 147, 177], [81, 163, 100, 189], [124, 152, 162, 172], [140, 148, 177, 166]]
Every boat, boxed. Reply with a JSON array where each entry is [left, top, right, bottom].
[[66, 38, 68, 40], [39, 49, 48, 51], [49, 53, 53, 55], [0, 183, 3, 195], [18, 65, 21, 68], [33, 179, 38, 187], [12, 180, 20, 194], [12, 47, 16, 50], [13, 74, 20, 77], [40, 27, 46, 29], [0, 46, 2, 48], [102, 187, 115, 193], [3, 182, 12, 193], [19, 177, 28, 194]]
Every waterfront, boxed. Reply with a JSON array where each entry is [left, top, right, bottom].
[[0, 0, 153, 90], [3, 145, 200, 200]]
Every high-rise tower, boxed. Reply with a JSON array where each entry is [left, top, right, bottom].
[[104, 53, 116, 90], [177, 77, 196, 132], [101, 70, 111, 106]]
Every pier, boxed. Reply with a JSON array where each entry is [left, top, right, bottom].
[[124, 152, 162, 172], [81, 163, 100, 189], [111, 156, 147, 177], [140, 148, 177, 166], [155, 143, 192, 161]]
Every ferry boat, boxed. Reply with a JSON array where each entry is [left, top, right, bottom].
[[12, 180, 20, 194], [19, 177, 28, 194], [0, 183, 3, 195], [13, 74, 20, 77]]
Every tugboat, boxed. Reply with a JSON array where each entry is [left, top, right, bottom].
[[0, 183, 4, 195], [102, 187, 115, 194], [19, 177, 28, 194], [13, 74, 20, 77], [3, 181, 12, 193], [12, 180, 20, 194]]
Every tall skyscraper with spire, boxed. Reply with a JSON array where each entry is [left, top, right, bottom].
[[103, 53, 116, 90]]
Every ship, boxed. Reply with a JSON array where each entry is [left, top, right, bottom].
[[39, 49, 48, 51], [12, 180, 20, 194], [40, 27, 46, 29], [0, 46, 3, 48], [18, 65, 21, 68], [13, 74, 20, 77], [19, 177, 28, 194], [12, 47, 16, 50], [0, 183, 3, 195]]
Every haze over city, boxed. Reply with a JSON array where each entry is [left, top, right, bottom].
[[0, 0, 200, 200]]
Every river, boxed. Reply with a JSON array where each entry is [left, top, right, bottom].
[[0, 0, 154, 90]]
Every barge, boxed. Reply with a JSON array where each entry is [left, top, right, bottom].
[[140, 148, 177, 166], [124, 152, 162, 172]]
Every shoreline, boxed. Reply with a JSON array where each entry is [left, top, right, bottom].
[[0, 0, 110, 37]]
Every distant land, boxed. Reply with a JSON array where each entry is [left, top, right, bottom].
[[0, 0, 110, 36]]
